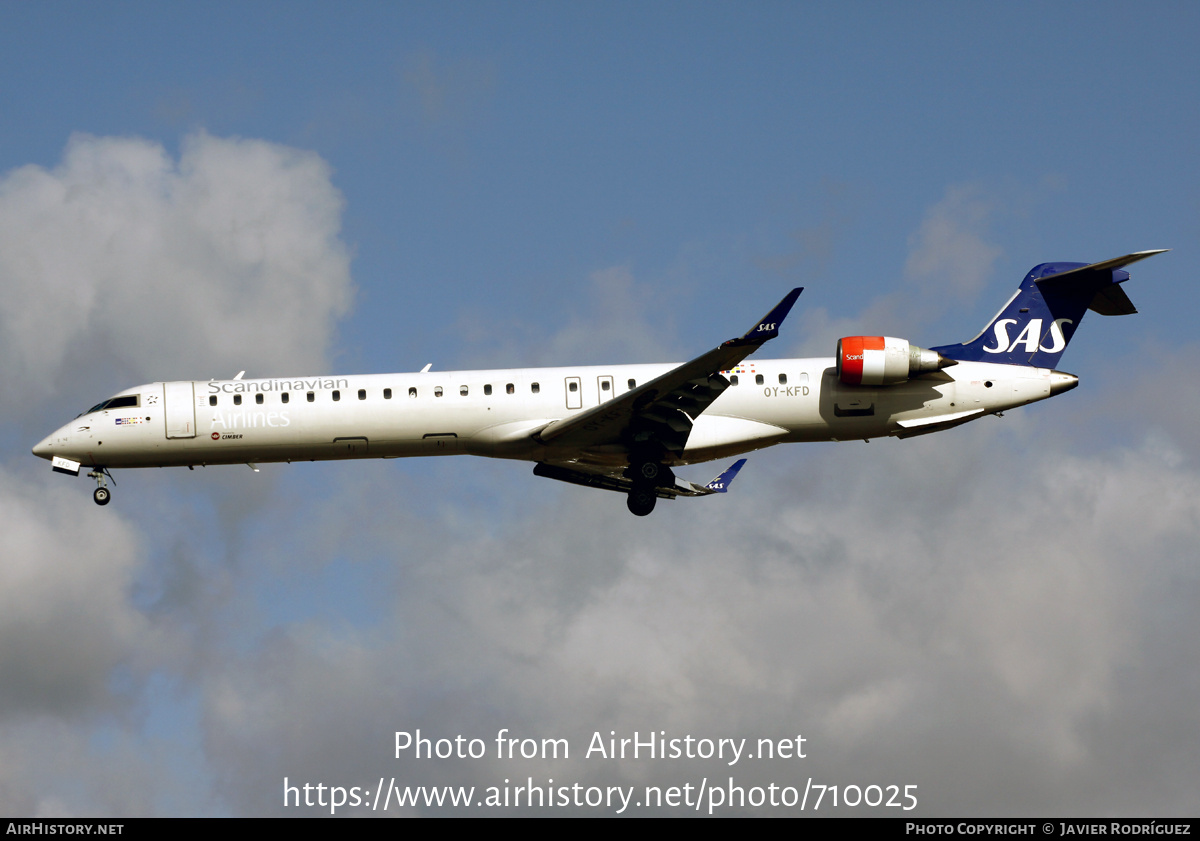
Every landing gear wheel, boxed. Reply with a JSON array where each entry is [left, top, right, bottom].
[[626, 486, 657, 517], [93, 487, 111, 506], [636, 461, 660, 482]]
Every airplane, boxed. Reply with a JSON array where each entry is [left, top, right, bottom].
[[32, 249, 1167, 516]]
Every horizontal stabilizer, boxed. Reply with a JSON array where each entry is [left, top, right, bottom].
[[1035, 249, 1168, 317], [1035, 249, 1168, 281]]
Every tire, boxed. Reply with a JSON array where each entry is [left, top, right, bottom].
[[626, 487, 657, 516], [93, 487, 111, 506]]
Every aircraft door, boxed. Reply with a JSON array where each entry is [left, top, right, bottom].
[[597, 375, 613, 403], [164, 381, 197, 438], [333, 436, 369, 457], [565, 377, 582, 410]]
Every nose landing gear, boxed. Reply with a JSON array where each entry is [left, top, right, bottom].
[[87, 469, 113, 506]]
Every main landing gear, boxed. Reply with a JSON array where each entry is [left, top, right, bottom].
[[626, 485, 657, 517], [625, 456, 672, 517], [87, 469, 113, 506]]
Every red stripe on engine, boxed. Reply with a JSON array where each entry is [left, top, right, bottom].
[[840, 336, 885, 385], [841, 336, 865, 383]]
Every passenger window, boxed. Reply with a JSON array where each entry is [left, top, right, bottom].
[[384, 388, 392, 399], [332, 390, 341, 401], [531, 382, 540, 394], [256, 393, 264, 404], [307, 392, 315, 402], [568, 381, 578, 392], [602, 380, 610, 391], [506, 383, 514, 394], [409, 387, 417, 398], [484, 384, 492, 396], [282, 392, 289, 403], [628, 379, 636, 390], [779, 373, 787, 385], [460, 385, 468, 396], [209, 395, 217, 406], [730, 375, 739, 386], [755, 374, 764, 385], [358, 389, 366, 400], [434, 386, 443, 397], [234, 394, 242, 405]]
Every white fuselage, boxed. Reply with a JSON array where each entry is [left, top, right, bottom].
[[33, 358, 1065, 472]]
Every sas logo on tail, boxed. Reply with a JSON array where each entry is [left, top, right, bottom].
[[983, 318, 1073, 354]]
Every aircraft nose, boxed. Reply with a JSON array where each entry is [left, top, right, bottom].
[[32, 435, 53, 459]]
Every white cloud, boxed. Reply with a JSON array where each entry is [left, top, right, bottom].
[[850, 183, 1005, 341], [904, 183, 1003, 301], [457, 265, 679, 368], [542, 266, 676, 364], [0, 132, 352, 409], [175, 422, 1200, 815], [3, 139, 1194, 817], [0, 467, 150, 718]]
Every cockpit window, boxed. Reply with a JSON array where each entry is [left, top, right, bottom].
[[81, 394, 139, 416]]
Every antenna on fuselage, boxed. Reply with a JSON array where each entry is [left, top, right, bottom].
[[233, 371, 245, 380], [420, 364, 432, 373]]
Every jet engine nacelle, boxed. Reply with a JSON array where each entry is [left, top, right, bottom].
[[837, 336, 957, 386]]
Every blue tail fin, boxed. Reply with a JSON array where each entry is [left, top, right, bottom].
[[932, 250, 1167, 368]]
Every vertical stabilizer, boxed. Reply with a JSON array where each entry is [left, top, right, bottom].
[[933, 250, 1167, 368]]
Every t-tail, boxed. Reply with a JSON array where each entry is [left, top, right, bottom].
[[932, 250, 1168, 369]]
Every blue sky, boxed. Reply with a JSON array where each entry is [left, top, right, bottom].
[[1, 2, 1197, 816]]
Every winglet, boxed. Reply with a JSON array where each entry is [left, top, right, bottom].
[[704, 458, 747, 493], [727, 288, 803, 347]]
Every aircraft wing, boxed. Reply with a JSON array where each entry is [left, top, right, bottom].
[[535, 288, 802, 456], [533, 458, 748, 500]]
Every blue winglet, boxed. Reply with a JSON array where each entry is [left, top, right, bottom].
[[728, 288, 803, 346], [705, 459, 747, 493]]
